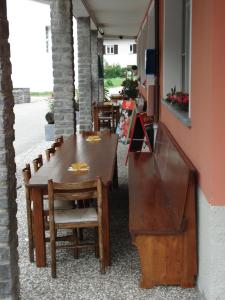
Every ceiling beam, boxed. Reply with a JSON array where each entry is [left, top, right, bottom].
[[81, 0, 99, 29], [103, 34, 137, 40]]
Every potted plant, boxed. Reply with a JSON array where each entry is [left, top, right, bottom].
[[121, 78, 138, 100], [45, 96, 55, 141], [165, 87, 189, 112]]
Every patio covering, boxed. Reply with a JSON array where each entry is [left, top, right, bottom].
[[31, 0, 150, 38]]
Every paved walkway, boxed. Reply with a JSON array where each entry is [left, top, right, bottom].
[[16, 142, 201, 300]]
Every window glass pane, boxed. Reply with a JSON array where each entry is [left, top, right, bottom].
[[182, 0, 191, 93]]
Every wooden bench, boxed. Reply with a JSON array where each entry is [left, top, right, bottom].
[[128, 122, 197, 288]]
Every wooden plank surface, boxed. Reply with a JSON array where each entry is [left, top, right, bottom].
[[128, 122, 197, 288], [129, 152, 182, 236], [29, 133, 118, 187]]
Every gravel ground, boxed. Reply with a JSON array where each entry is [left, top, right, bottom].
[[16, 141, 201, 300]]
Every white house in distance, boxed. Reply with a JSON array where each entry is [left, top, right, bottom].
[[6, 0, 79, 92], [7, 0, 54, 92], [103, 39, 137, 67], [6, 0, 136, 92]]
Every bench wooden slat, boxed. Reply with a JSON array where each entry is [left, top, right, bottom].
[[128, 122, 197, 288], [129, 152, 184, 235]]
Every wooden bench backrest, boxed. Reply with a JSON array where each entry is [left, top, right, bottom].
[[154, 122, 196, 230]]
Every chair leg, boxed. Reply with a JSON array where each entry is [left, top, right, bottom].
[[28, 227, 34, 263], [50, 228, 57, 278], [78, 228, 84, 241], [98, 226, 105, 274], [27, 201, 34, 262], [95, 227, 99, 258], [73, 229, 79, 259]]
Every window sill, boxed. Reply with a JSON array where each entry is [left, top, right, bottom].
[[161, 99, 191, 128]]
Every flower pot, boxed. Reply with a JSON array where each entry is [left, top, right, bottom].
[[45, 124, 55, 141]]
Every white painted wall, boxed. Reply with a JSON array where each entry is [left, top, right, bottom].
[[197, 188, 225, 300], [7, 0, 53, 92], [103, 39, 137, 67], [163, 0, 183, 96]]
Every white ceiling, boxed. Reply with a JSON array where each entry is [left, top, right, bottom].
[[82, 0, 150, 38], [31, 0, 150, 38]]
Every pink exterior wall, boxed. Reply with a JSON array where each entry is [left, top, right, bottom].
[[159, 0, 225, 205]]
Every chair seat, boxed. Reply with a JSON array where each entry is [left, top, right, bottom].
[[54, 207, 97, 224]]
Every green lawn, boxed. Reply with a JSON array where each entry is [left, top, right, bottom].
[[30, 91, 52, 97], [104, 77, 124, 88]]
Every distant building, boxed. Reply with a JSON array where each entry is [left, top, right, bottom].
[[7, 0, 79, 92], [7, 0, 53, 92], [103, 39, 137, 67]]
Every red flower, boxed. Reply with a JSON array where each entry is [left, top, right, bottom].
[[176, 95, 182, 104], [182, 94, 189, 104]]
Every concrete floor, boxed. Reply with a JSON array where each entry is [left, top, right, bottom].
[[14, 98, 48, 156], [16, 140, 201, 300]]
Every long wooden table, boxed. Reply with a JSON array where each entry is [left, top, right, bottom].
[[28, 133, 118, 267]]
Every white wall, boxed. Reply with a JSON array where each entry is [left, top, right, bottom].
[[163, 0, 183, 96], [7, 0, 53, 92], [197, 189, 225, 300], [103, 39, 137, 67]]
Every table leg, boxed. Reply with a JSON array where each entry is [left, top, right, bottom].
[[32, 188, 46, 267], [102, 184, 110, 266]]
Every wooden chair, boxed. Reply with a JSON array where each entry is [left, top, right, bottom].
[[45, 147, 55, 161], [33, 153, 74, 212], [48, 178, 105, 278], [22, 157, 74, 263], [32, 154, 43, 172], [52, 141, 62, 150], [55, 135, 64, 143], [98, 105, 115, 132], [22, 164, 34, 262]]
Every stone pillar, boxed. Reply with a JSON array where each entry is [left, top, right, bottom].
[[91, 30, 99, 104], [77, 17, 92, 131], [50, 0, 75, 136], [0, 1, 19, 299], [97, 38, 104, 101]]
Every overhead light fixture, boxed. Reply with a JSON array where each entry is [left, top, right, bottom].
[[98, 26, 104, 35]]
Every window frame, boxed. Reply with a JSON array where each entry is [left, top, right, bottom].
[[106, 45, 114, 55], [163, 0, 192, 124]]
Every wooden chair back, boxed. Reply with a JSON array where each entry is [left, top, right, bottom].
[[48, 178, 102, 218], [55, 136, 64, 143], [33, 154, 43, 172], [22, 163, 31, 183], [45, 147, 56, 161], [52, 141, 62, 150]]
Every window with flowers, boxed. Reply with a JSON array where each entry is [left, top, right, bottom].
[[163, 0, 191, 125], [165, 87, 189, 112]]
